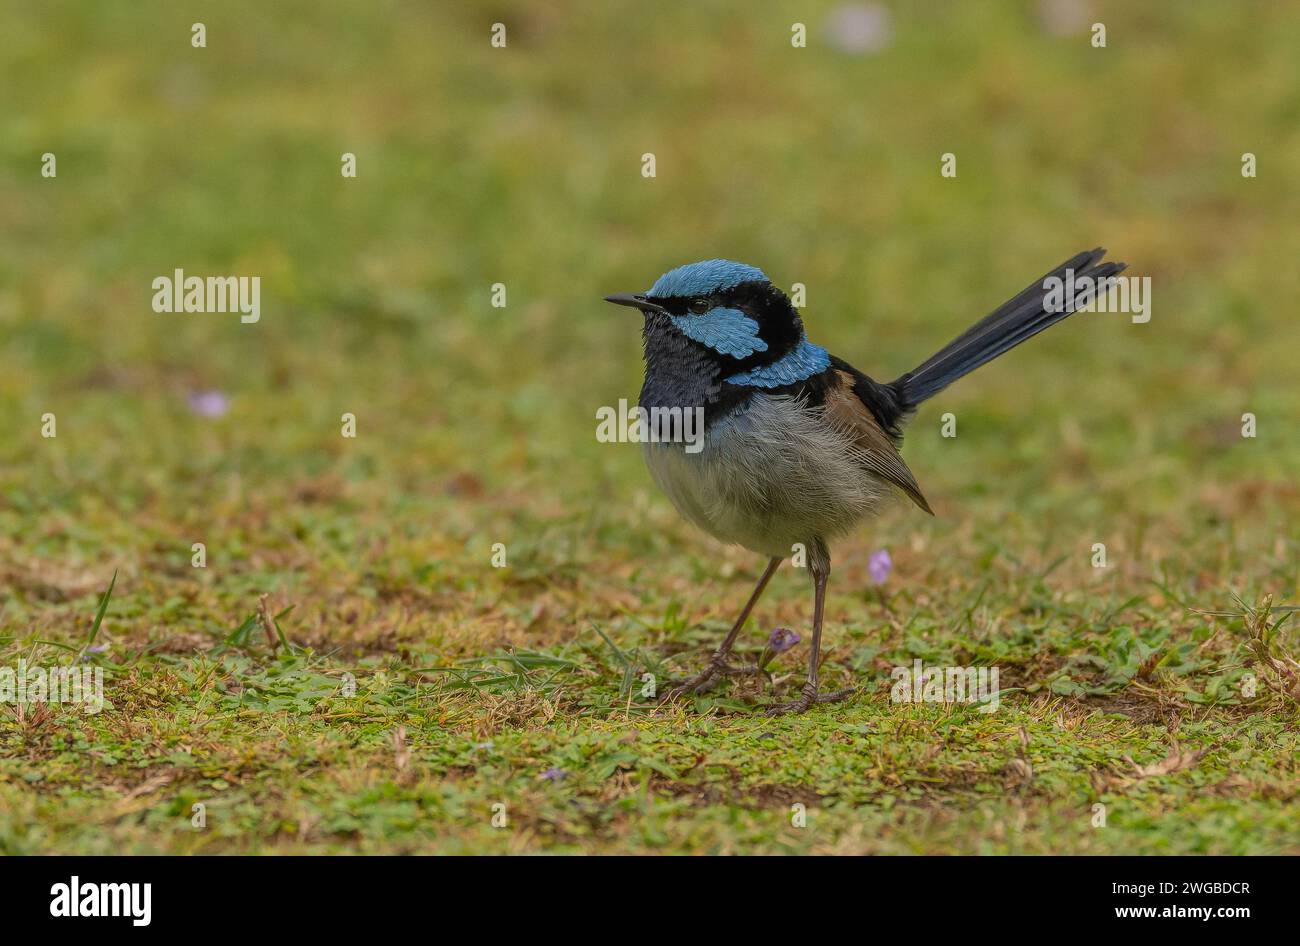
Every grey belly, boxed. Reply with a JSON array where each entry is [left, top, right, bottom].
[[642, 393, 891, 557]]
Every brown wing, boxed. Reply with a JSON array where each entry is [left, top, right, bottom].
[[823, 369, 933, 515]]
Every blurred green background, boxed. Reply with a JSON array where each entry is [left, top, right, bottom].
[[1, 2, 1298, 853], [4, 1, 1297, 524]]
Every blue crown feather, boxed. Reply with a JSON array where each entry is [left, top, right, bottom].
[[726, 340, 830, 388], [670, 308, 768, 359], [649, 259, 768, 299]]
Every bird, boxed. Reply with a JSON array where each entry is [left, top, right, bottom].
[[605, 248, 1126, 714]]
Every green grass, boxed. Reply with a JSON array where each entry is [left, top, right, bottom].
[[2, 0, 1298, 854]]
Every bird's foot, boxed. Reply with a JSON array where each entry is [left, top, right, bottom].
[[661, 655, 761, 701], [764, 682, 855, 716]]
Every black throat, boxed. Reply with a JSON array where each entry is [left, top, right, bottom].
[[639, 312, 730, 415], [638, 282, 804, 421]]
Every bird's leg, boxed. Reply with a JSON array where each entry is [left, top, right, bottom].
[[661, 556, 782, 701], [766, 542, 855, 716]]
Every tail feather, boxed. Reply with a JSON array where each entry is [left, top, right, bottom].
[[892, 248, 1126, 409]]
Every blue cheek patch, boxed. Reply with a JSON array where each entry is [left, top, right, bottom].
[[725, 340, 830, 387], [671, 308, 768, 359]]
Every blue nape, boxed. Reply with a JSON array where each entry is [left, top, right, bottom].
[[670, 308, 768, 359], [725, 340, 830, 387], [649, 259, 767, 299]]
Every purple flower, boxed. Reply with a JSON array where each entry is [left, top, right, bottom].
[[759, 627, 802, 671], [80, 643, 109, 662], [824, 3, 893, 55], [767, 627, 801, 655], [1037, 0, 1093, 37], [187, 390, 229, 418], [868, 549, 892, 585], [539, 767, 567, 781]]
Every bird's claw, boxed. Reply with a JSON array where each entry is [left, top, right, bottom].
[[661, 656, 761, 701], [764, 683, 855, 716]]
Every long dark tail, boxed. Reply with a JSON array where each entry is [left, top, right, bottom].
[[891, 248, 1126, 409]]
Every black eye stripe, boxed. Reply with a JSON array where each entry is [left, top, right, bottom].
[[654, 297, 704, 316], [655, 295, 741, 316]]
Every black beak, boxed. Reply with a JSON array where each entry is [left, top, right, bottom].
[[604, 292, 666, 315]]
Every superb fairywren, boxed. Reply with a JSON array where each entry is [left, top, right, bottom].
[[606, 249, 1125, 714]]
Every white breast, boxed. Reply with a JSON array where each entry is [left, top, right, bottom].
[[643, 393, 891, 557]]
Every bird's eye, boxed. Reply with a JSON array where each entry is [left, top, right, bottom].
[[688, 299, 710, 314]]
